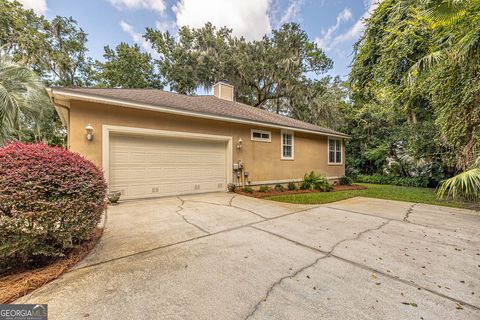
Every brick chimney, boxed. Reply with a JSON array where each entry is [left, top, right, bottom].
[[213, 82, 234, 101]]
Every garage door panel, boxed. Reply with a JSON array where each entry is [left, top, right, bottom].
[[109, 134, 228, 199]]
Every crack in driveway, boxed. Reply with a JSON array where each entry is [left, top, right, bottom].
[[245, 220, 391, 319], [228, 194, 236, 206], [403, 203, 416, 222], [324, 204, 463, 234], [174, 197, 210, 234], [72, 202, 317, 274], [179, 196, 269, 219], [244, 253, 330, 319], [73, 195, 480, 315], [248, 209, 480, 317]]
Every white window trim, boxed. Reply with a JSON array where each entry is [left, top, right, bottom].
[[281, 130, 294, 160], [328, 137, 343, 165], [250, 129, 271, 142]]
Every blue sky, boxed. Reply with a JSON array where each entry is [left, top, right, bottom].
[[19, 0, 379, 79]]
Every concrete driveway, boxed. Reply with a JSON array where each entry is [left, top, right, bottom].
[[17, 193, 480, 319]]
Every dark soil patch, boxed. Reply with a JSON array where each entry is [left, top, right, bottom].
[[235, 184, 368, 198], [0, 227, 103, 303]]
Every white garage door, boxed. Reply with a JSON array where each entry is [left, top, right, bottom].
[[109, 134, 227, 199]]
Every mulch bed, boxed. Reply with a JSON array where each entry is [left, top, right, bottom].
[[235, 184, 367, 198], [0, 227, 103, 304]]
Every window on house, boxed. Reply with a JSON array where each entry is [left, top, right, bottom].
[[251, 129, 271, 142], [328, 138, 342, 164], [281, 130, 294, 160]]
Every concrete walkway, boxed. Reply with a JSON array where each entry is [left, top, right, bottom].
[[17, 194, 480, 319]]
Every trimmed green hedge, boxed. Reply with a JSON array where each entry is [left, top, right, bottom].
[[355, 174, 429, 188]]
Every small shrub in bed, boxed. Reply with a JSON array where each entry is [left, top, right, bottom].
[[0, 142, 107, 272], [274, 184, 284, 192], [287, 181, 297, 190], [242, 186, 253, 193], [259, 185, 271, 192], [300, 171, 332, 192], [339, 175, 353, 186]]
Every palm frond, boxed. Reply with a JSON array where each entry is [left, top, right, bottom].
[[421, 0, 469, 27], [0, 55, 52, 142], [455, 27, 480, 63], [407, 50, 445, 83], [437, 168, 480, 201]]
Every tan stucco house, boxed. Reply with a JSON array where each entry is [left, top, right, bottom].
[[48, 82, 348, 200]]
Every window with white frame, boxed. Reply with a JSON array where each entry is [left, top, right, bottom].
[[281, 130, 294, 159], [328, 138, 342, 164], [251, 129, 271, 142]]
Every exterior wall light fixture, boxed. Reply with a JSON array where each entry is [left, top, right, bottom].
[[85, 124, 94, 141], [236, 138, 243, 149]]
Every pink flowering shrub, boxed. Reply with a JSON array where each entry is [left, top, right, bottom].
[[0, 142, 107, 271]]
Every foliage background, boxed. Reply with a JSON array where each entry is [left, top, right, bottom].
[[1, 0, 478, 189]]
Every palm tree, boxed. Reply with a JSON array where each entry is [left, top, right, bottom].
[[408, 1, 480, 199], [0, 54, 51, 142], [437, 156, 480, 202], [408, 0, 480, 79]]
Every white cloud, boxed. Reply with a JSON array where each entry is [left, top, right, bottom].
[[334, 0, 379, 42], [279, 0, 304, 24], [15, 0, 48, 15], [172, 0, 272, 40], [109, 0, 165, 13], [155, 19, 176, 33], [120, 20, 159, 57], [316, 0, 381, 51], [316, 8, 353, 50]]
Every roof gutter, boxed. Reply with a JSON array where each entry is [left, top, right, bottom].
[[47, 88, 70, 128], [48, 88, 350, 139]]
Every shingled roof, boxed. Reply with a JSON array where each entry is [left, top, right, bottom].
[[49, 87, 348, 137]]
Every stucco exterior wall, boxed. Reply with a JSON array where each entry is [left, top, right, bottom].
[[68, 100, 345, 183]]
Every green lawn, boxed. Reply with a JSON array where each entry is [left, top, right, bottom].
[[266, 183, 473, 209]]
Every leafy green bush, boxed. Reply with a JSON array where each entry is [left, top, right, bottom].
[[0, 142, 107, 272], [259, 185, 271, 192], [300, 171, 332, 192], [242, 186, 253, 193], [287, 181, 297, 190], [339, 175, 353, 186], [274, 184, 284, 192], [345, 166, 360, 180], [355, 174, 429, 188]]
